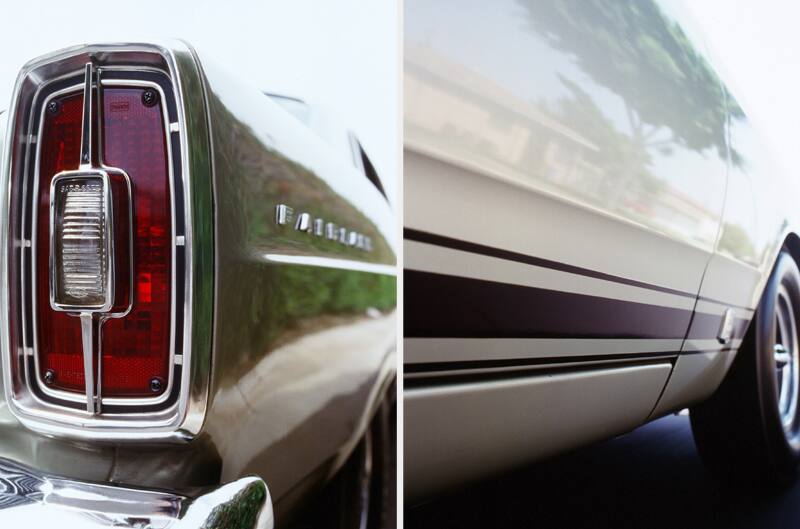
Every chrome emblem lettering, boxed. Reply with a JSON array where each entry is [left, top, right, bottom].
[[275, 204, 372, 251]]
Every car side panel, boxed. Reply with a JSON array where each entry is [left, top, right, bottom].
[[406, 363, 672, 501], [651, 95, 798, 416], [405, 0, 728, 289], [404, 0, 730, 364], [404, 0, 729, 496]]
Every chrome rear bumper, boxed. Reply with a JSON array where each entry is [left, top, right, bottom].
[[0, 457, 274, 528]]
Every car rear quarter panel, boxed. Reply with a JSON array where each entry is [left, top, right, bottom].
[[197, 54, 397, 515]]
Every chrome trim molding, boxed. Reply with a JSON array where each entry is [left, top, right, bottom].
[[0, 457, 274, 529], [0, 41, 214, 441], [79, 63, 95, 168], [717, 307, 734, 344], [404, 337, 686, 364], [263, 253, 397, 276]]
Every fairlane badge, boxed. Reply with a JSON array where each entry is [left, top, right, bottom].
[[275, 204, 372, 251]]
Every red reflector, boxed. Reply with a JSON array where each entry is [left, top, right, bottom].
[[36, 87, 172, 398]]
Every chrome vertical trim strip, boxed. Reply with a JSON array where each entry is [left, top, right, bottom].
[[176, 40, 215, 439], [79, 312, 96, 414], [79, 63, 94, 169]]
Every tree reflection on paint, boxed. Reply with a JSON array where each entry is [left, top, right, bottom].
[[209, 101, 396, 384], [519, 0, 740, 162]]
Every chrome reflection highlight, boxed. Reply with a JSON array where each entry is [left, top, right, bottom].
[[0, 457, 274, 529], [263, 253, 396, 276]]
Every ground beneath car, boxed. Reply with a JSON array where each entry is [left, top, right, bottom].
[[406, 414, 800, 529]]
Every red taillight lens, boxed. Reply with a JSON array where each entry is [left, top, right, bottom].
[[101, 88, 171, 397], [37, 93, 86, 393], [36, 86, 172, 398]]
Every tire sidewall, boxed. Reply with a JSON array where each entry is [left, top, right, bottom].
[[756, 252, 800, 475]]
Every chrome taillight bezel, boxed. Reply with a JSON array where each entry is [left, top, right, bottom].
[[31, 74, 179, 410], [0, 42, 213, 441]]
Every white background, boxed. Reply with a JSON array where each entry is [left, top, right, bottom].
[[686, 2, 800, 181], [0, 0, 399, 205]]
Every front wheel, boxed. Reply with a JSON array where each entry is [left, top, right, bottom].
[[691, 250, 800, 487]]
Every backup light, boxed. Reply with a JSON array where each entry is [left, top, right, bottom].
[[50, 170, 133, 314], [50, 172, 112, 311]]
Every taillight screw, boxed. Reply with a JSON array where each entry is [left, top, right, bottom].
[[46, 100, 61, 116], [141, 89, 159, 108], [44, 369, 55, 385], [149, 377, 163, 393]]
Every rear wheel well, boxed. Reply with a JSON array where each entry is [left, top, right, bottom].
[[782, 233, 800, 269], [691, 249, 800, 487]]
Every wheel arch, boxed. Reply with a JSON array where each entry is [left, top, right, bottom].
[[782, 232, 800, 270]]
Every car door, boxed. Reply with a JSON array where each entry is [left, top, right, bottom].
[[404, 0, 730, 497]]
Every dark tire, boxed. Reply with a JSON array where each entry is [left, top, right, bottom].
[[290, 379, 396, 529], [367, 379, 397, 529], [690, 250, 800, 488]]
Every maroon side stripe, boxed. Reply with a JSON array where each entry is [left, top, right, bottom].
[[404, 270, 694, 339], [404, 228, 753, 311]]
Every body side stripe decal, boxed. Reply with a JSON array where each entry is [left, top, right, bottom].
[[405, 270, 693, 339], [405, 228, 752, 310]]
